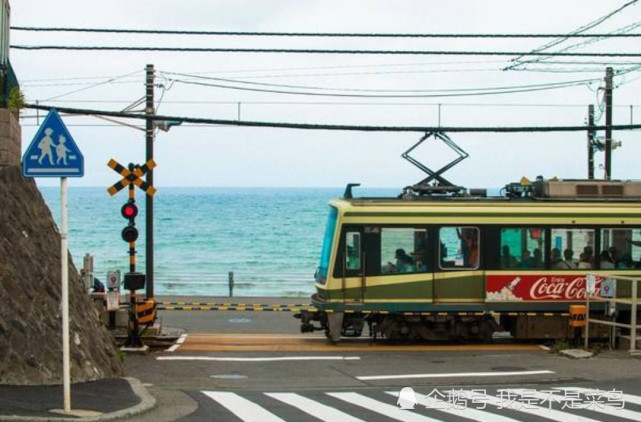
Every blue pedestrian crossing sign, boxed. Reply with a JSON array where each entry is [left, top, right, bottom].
[[22, 109, 84, 178]]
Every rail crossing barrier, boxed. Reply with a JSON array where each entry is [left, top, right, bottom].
[[155, 302, 569, 318], [585, 273, 640, 355]]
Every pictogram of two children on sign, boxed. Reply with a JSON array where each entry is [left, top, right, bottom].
[[37, 128, 71, 166]]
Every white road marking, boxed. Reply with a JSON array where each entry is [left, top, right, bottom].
[[266, 392, 366, 422], [203, 391, 285, 422], [357, 370, 554, 381], [511, 389, 641, 421], [158, 356, 361, 362], [454, 389, 602, 422], [330, 392, 444, 422], [386, 391, 521, 422], [166, 333, 188, 352]]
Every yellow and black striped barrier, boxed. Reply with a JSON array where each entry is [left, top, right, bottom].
[[157, 302, 316, 312], [156, 302, 569, 317]]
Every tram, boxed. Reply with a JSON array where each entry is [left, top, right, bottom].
[[297, 177, 641, 342]]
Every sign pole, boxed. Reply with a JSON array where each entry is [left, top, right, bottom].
[[61, 176, 71, 412], [21, 109, 83, 413]]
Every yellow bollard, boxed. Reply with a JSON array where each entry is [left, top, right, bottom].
[[569, 305, 587, 347]]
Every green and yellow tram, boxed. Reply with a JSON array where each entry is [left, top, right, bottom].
[[298, 178, 641, 342]]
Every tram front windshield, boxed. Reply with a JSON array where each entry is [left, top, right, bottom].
[[316, 206, 337, 284]]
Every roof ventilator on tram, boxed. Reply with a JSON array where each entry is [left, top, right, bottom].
[[504, 176, 641, 199], [401, 131, 469, 196]]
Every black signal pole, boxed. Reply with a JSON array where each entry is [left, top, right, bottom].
[[145, 64, 155, 298], [604, 66, 613, 180]]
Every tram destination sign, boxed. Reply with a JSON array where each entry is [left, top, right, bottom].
[[486, 274, 604, 302]]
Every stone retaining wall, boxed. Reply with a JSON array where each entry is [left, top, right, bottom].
[[0, 109, 20, 167]]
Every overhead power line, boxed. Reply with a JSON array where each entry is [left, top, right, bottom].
[[507, 0, 640, 70], [24, 103, 641, 133], [11, 45, 641, 57], [25, 100, 641, 108], [167, 77, 595, 99], [10, 26, 641, 38], [162, 71, 600, 93]]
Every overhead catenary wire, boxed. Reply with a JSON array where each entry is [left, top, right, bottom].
[[10, 26, 641, 38], [40, 69, 143, 102], [22, 101, 641, 108], [23, 103, 641, 133], [11, 45, 641, 57], [506, 0, 640, 68], [166, 77, 595, 99], [161, 71, 601, 93], [18, 59, 641, 86], [509, 22, 641, 71]]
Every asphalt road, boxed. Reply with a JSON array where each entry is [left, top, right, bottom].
[[122, 297, 641, 422]]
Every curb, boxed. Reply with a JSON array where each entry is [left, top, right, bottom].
[[0, 377, 156, 422]]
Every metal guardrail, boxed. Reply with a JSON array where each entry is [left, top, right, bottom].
[[585, 273, 640, 355]]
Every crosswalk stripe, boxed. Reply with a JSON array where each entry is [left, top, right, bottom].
[[511, 389, 641, 422], [357, 370, 554, 381], [454, 389, 602, 422], [265, 393, 366, 422], [203, 391, 285, 422], [555, 387, 641, 407], [329, 392, 444, 422], [385, 391, 521, 422]]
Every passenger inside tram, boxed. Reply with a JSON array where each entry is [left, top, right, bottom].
[[501, 245, 518, 269]]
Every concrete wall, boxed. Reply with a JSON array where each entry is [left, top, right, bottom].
[[0, 109, 20, 167]]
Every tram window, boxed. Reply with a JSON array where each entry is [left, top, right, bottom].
[[345, 232, 361, 270], [380, 228, 428, 274], [600, 228, 641, 269], [500, 228, 545, 269], [439, 227, 479, 270], [550, 228, 595, 270]]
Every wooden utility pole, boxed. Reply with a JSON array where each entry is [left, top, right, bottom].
[[587, 104, 595, 179], [145, 64, 155, 298], [604, 66, 613, 180]]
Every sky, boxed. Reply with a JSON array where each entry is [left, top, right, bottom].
[[7, 0, 641, 189]]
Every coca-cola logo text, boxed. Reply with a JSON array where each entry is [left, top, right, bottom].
[[529, 276, 602, 300]]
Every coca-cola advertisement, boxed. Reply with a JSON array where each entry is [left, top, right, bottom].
[[486, 274, 603, 301]]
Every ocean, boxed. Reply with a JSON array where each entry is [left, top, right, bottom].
[[40, 186, 398, 297]]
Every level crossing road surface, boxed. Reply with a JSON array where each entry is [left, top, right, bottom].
[[122, 297, 641, 421], [167, 333, 543, 353]]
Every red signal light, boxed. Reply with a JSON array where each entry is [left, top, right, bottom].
[[121, 202, 138, 220]]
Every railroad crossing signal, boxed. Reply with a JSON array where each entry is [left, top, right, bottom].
[[107, 159, 158, 350], [121, 201, 139, 243], [107, 159, 157, 196]]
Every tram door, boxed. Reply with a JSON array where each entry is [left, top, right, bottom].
[[433, 226, 485, 303], [340, 226, 368, 304]]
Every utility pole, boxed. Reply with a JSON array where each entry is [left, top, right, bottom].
[[145, 64, 155, 298], [604, 66, 613, 180], [587, 104, 595, 179]]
